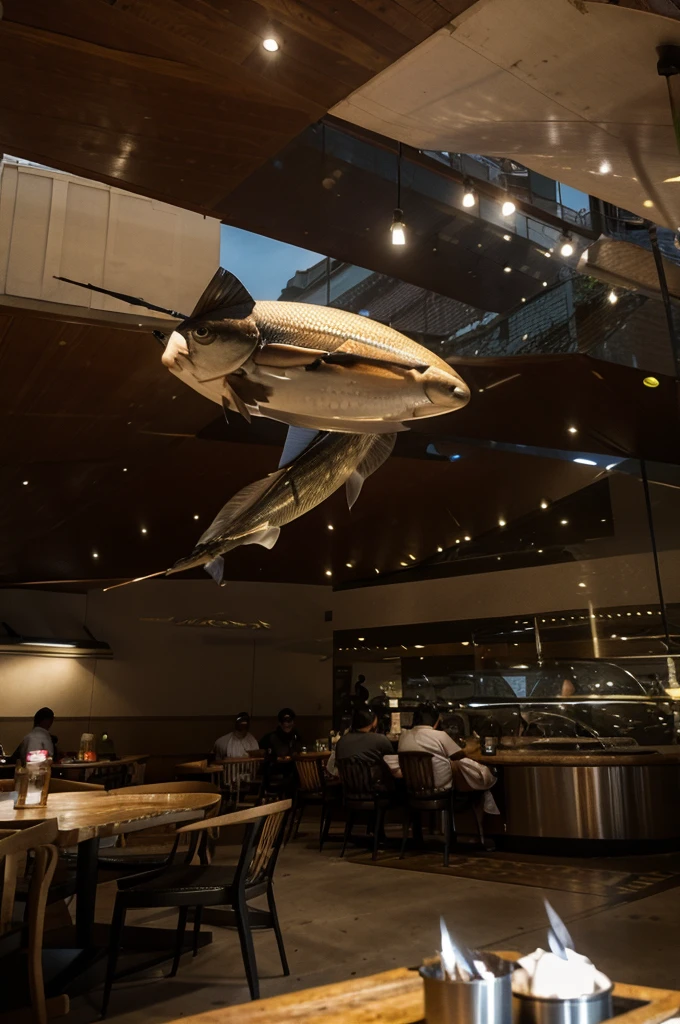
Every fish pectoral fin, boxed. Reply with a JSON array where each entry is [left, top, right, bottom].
[[278, 426, 320, 468], [226, 373, 272, 407], [346, 433, 397, 510], [223, 379, 251, 423], [322, 352, 430, 373], [190, 268, 254, 320], [241, 525, 281, 550], [198, 472, 283, 546], [254, 343, 329, 368], [204, 556, 226, 586]]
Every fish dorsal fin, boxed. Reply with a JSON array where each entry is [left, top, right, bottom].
[[190, 268, 254, 320], [346, 433, 397, 509], [197, 471, 284, 547]]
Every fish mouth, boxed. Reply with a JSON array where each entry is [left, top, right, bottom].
[[161, 330, 191, 369], [425, 377, 470, 409]]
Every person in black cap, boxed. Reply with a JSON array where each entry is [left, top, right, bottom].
[[212, 712, 259, 760], [259, 708, 304, 760]]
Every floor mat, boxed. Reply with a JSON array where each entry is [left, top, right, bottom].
[[347, 849, 680, 899]]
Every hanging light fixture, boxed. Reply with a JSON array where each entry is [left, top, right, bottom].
[[390, 142, 406, 246], [462, 179, 476, 208], [608, 290, 618, 305], [559, 234, 574, 257], [501, 198, 516, 217]]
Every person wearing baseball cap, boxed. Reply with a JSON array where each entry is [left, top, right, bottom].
[[212, 712, 259, 760], [259, 708, 304, 760]]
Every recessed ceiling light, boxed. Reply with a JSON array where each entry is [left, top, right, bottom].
[[568, 426, 578, 434], [408, 554, 416, 561], [578, 582, 586, 588], [643, 199, 654, 208], [262, 37, 279, 51], [522, 333, 528, 341], [92, 551, 99, 559], [503, 266, 512, 273], [498, 518, 506, 527], [503, 234, 511, 241], [345, 562, 353, 568], [599, 160, 611, 174], [560, 519, 568, 525], [464, 535, 471, 542], [325, 569, 332, 576], [437, 546, 443, 552], [374, 568, 380, 574], [327, 524, 333, 530], [22, 480, 28, 486], [358, 637, 365, 641], [521, 297, 526, 302], [141, 528, 147, 534], [193, 514, 199, 520], [400, 561, 408, 566], [123, 467, 128, 473], [542, 281, 548, 287], [414, 645, 424, 649], [540, 501, 548, 509]]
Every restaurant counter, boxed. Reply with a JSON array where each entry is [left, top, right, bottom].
[[468, 745, 680, 840]]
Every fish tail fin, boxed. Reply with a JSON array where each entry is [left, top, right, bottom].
[[346, 432, 397, 509], [242, 525, 280, 549]]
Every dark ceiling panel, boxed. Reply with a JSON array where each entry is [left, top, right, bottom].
[[0, 0, 464, 215]]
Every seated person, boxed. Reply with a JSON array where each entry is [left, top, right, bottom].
[[212, 712, 259, 760], [397, 703, 468, 791], [11, 707, 56, 763], [259, 708, 304, 760], [327, 705, 393, 777]]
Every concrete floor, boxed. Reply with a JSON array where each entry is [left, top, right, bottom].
[[66, 832, 680, 1024]]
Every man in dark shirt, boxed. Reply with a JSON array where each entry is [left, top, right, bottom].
[[259, 708, 304, 794], [328, 705, 393, 777]]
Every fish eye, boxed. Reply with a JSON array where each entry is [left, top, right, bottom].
[[194, 327, 210, 340]]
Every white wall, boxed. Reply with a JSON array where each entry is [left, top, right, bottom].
[[0, 159, 219, 322]]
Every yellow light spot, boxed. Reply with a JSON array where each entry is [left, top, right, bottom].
[[643, 376, 659, 388]]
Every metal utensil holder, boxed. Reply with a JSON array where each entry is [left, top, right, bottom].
[[513, 985, 613, 1024], [420, 952, 514, 1024]]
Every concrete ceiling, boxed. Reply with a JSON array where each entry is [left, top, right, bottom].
[[331, 0, 680, 229]]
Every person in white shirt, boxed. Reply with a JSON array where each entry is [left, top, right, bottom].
[[213, 712, 259, 759], [397, 704, 468, 790], [11, 707, 56, 763]]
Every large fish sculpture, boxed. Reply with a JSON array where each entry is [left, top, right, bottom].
[[55, 268, 470, 432], [157, 268, 470, 433], [166, 429, 396, 584]]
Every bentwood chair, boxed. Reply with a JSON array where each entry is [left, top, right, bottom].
[[0, 820, 66, 1024], [337, 757, 397, 861], [286, 755, 338, 849], [101, 798, 292, 1014], [398, 751, 484, 866]]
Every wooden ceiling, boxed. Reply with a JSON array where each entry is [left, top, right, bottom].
[[2, 303, 679, 590], [0, 0, 471, 217]]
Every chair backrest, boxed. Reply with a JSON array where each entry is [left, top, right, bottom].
[[398, 750, 440, 799], [294, 756, 323, 794], [337, 757, 376, 801], [49, 777, 104, 792]]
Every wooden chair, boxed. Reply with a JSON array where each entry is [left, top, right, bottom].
[[101, 799, 292, 1014], [286, 755, 338, 849], [398, 750, 466, 867], [220, 757, 263, 809], [336, 758, 397, 861], [0, 820, 68, 1024]]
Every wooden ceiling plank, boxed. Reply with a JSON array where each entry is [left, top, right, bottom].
[[343, 0, 434, 42], [271, 0, 422, 55], [394, 0, 459, 30]]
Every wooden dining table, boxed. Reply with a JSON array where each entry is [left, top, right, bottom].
[[0, 789, 220, 994]]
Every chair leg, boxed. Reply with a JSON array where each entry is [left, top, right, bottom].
[[442, 807, 451, 868], [320, 802, 333, 852], [235, 899, 259, 1000], [292, 797, 305, 840], [101, 896, 127, 1018], [267, 885, 289, 976], [284, 795, 298, 845], [192, 905, 203, 957], [340, 811, 354, 858], [169, 906, 189, 977], [372, 806, 384, 861], [400, 807, 411, 860]]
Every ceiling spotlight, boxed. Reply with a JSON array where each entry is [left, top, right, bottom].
[[503, 233, 511, 241], [560, 519, 569, 525], [559, 235, 574, 258], [501, 200, 516, 217], [22, 480, 28, 486], [262, 37, 279, 51], [540, 501, 548, 509], [522, 333, 528, 341], [462, 183, 476, 208], [542, 281, 548, 287], [643, 376, 659, 388], [408, 554, 416, 561], [498, 518, 506, 527], [327, 524, 334, 531], [358, 637, 365, 641], [503, 266, 512, 273], [374, 568, 380, 574], [464, 535, 471, 542], [345, 562, 353, 568], [325, 569, 332, 577], [543, 250, 551, 258], [193, 514, 199, 520], [578, 582, 586, 588], [568, 426, 578, 434], [608, 290, 618, 305], [461, 641, 470, 646], [400, 561, 408, 566], [414, 645, 424, 649], [141, 527, 147, 534], [92, 551, 99, 559], [599, 160, 611, 174], [643, 199, 654, 208], [123, 467, 128, 473], [390, 209, 406, 246], [437, 546, 443, 552]]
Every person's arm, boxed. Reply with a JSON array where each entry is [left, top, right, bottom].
[[326, 749, 338, 776], [439, 732, 466, 762], [377, 735, 394, 754]]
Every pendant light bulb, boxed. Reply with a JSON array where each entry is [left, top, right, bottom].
[[559, 234, 574, 258], [608, 290, 618, 305], [462, 182, 476, 208], [391, 209, 406, 246], [501, 199, 516, 217]]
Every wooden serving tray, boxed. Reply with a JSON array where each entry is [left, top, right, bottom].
[[169, 955, 680, 1024]]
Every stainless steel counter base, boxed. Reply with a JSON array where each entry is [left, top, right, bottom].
[[503, 765, 680, 840]]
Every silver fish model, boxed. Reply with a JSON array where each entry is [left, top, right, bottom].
[[167, 430, 396, 585], [161, 268, 470, 432]]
